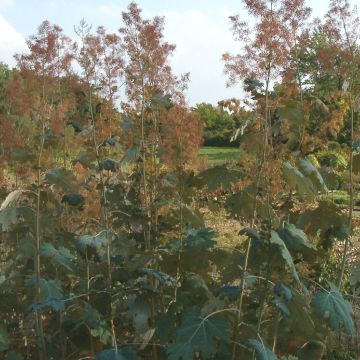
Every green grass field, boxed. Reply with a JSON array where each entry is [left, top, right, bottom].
[[198, 146, 240, 165]]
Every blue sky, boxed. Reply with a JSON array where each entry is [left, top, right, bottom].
[[0, 0, 335, 105]]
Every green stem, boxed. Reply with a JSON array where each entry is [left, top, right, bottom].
[[337, 10, 356, 290], [35, 119, 46, 360]]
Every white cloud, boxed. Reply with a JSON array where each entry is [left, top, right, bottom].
[[0, 14, 27, 67], [160, 9, 243, 105], [0, 0, 14, 10]]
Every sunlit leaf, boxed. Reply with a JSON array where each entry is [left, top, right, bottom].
[[248, 339, 277, 360], [277, 224, 316, 257], [297, 158, 328, 193], [270, 231, 300, 283], [0, 190, 23, 210], [283, 162, 316, 200]]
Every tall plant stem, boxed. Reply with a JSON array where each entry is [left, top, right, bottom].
[[230, 235, 252, 360], [35, 119, 46, 360], [231, 52, 272, 358], [337, 10, 356, 290], [175, 124, 185, 302], [338, 95, 354, 289], [85, 249, 95, 356], [86, 79, 117, 351], [138, 65, 151, 251], [294, 35, 306, 150]]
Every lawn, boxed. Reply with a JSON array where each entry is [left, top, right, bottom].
[[198, 146, 240, 166]]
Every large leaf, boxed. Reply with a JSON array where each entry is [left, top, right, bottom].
[[225, 186, 278, 225], [312, 283, 354, 335], [350, 265, 360, 286], [184, 228, 218, 250], [44, 168, 77, 192], [240, 227, 261, 242], [282, 289, 315, 337], [274, 282, 293, 301], [0, 191, 34, 231], [0, 206, 33, 231], [61, 193, 84, 207], [319, 168, 341, 190], [39, 278, 63, 300], [167, 308, 230, 360], [169, 205, 205, 229], [67, 119, 84, 133], [278, 100, 304, 125], [277, 224, 316, 256], [215, 285, 241, 301], [283, 162, 316, 200], [99, 159, 118, 172], [41, 243, 73, 271], [248, 339, 278, 360], [80, 303, 112, 344], [353, 153, 360, 174], [125, 295, 151, 335], [26, 299, 65, 314], [10, 147, 36, 163], [297, 158, 328, 193], [120, 148, 140, 167], [140, 268, 176, 287], [312, 96, 330, 114], [76, 232, 109, 259], [155, 304, 178, 343], [194, 165, 241, 191], [25, 276, 63, 300], [0, 328, 9, 351], [151, 92, 172, 109], [73, 151, 95, 169], [270, 231, 299, 283], [5, 352, 24, 360], [295, 201, 349, 249], [95, 347, 139, 360], [0, 190, 23, 210], [297, 340, 326, 360]]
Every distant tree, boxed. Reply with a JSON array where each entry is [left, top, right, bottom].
[[194, 102, 238, 146]]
